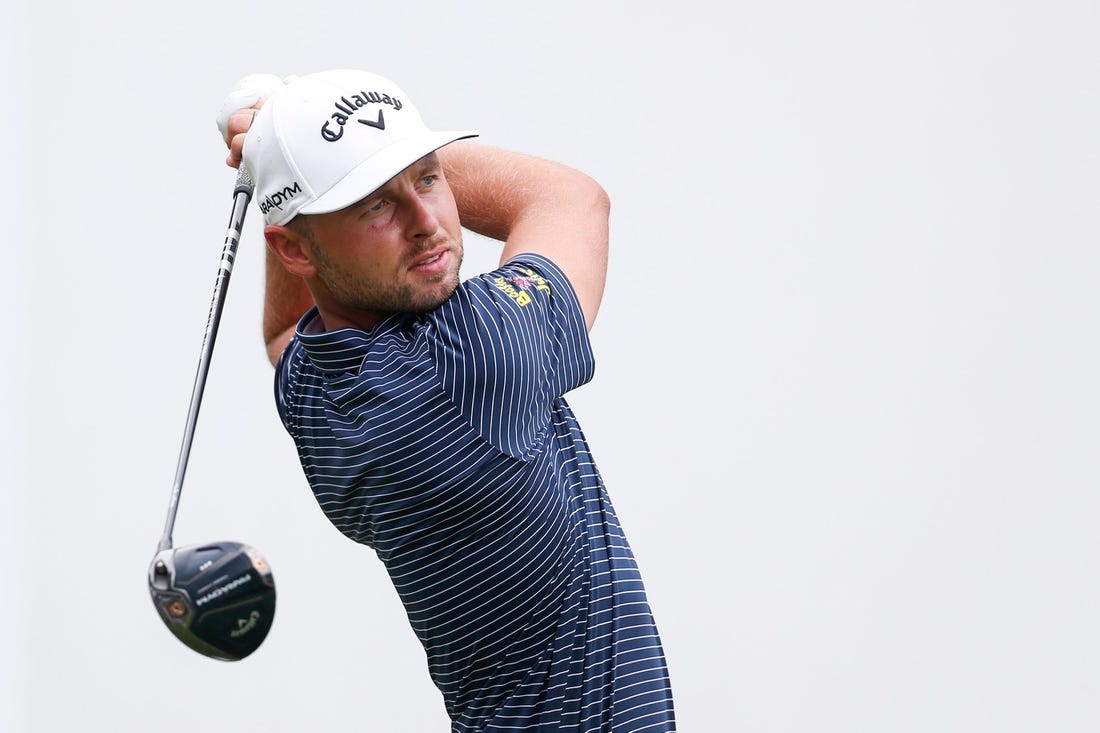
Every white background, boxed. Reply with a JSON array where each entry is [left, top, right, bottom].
[[3, 1, 1098, 731]]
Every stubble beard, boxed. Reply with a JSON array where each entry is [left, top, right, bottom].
[[310, 236, 464, 316]]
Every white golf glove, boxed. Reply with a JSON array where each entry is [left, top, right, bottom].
[[215, 73, 299, 140]]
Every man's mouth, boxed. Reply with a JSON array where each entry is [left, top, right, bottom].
[[411, 249, 448, 274]]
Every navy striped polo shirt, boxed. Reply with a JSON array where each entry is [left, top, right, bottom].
[[275, 254, 675, 731]]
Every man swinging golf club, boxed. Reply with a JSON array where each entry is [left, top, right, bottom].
[[219, 69, 676, 731]]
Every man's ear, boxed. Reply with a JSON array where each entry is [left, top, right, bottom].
[[265, 224, 317, 278]]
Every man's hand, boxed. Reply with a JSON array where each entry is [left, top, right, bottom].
[[215, 73, 297, 168], [222, 106, 261, 169]]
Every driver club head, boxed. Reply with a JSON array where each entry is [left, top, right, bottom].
[[148, 541, 275, 661]]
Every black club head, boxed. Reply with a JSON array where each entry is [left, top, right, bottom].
[[149, 541, 275, 661]]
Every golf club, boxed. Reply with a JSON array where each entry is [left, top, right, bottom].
[[148, 165, 276, 661]]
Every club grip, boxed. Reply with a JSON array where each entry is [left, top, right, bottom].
[[235, 165, 254, 197]]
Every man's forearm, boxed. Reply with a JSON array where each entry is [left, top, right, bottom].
[[438, 142, 544, 242], [263, 247, 314, 366]]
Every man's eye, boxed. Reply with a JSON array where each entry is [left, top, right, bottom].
[[358, 200, 387, 219], [421, 175, 437, 187]]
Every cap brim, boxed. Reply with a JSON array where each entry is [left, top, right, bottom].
[[298, 130, 479, 217]]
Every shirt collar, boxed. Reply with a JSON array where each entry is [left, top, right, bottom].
[[294, 307, 407, 373]]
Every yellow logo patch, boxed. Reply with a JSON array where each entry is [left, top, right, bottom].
[[493, 268, 551, 307]]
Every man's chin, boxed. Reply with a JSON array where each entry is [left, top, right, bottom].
[[415, 279, 460, 312]]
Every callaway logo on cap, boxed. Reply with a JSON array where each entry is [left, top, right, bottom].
[[243, 69, 479, 226]]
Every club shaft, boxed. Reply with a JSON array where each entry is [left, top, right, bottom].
[[158, 167, 254, 552]]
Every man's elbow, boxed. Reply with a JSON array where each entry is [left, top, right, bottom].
[[265, 341, 282, 369], [264, 325, 295, 368], [576, 173, 610, 220]]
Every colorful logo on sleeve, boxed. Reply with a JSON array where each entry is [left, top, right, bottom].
[[493, 268, 551, 307]]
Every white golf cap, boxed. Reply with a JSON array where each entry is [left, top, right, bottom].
[[243, 69, 478, 226]]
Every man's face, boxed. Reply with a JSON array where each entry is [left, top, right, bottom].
[[299, 152, 464, 329]]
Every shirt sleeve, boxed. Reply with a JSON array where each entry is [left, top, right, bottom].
[[273, 338, 299, 436], [426, 253, 595, 460]]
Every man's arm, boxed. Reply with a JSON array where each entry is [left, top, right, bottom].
[[223, 104, 314, 366], [262, 248, 314, 366], [439, 142, 610, 332]]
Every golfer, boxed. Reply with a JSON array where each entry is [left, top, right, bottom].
[[219, 69, 676, 732]]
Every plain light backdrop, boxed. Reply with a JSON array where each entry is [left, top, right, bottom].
[[3, 1, 1098, 731]]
